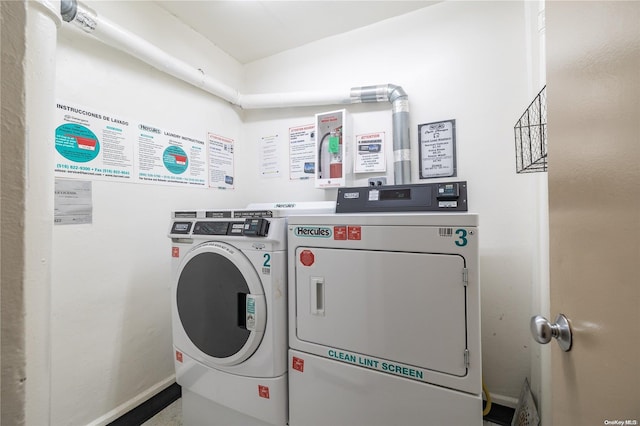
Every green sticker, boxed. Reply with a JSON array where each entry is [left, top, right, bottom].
[[247, 297, 255, 314], [328, 136, 340, 153]]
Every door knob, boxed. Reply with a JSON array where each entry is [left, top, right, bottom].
[[530, 313, 572, 351]]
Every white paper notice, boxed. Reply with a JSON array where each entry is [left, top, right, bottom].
[[54, 179, 92, 225], [355, 132, 386, 173], [208, 133, 235, 189], [289, 124, 316, 180], [260, 134, 281, 178]]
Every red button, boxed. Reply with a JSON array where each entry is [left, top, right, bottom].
[[300, 250, 315, 266]]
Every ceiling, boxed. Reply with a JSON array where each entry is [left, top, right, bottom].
[[154, 1, 438, 64]]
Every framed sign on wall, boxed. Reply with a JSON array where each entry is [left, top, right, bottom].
[[418, 119, 456, 179]]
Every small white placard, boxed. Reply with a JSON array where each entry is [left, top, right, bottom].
[[54, 179, 92, 225], [355, 132, 386, 173]]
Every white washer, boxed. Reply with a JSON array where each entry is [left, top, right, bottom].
[[169, 203, 334, 426], [287, 213, 482, 426]]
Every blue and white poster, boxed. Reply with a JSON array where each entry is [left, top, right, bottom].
[[55, 101, 210, 188], [55, 102, 133, 181], [136, 122, 207, 187]]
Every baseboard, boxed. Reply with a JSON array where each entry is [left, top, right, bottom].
[[107, 382, 181, 426], [489, 393, 519, 409], [87, 375, 178, 426]]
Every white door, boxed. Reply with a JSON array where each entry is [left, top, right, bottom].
[[545, 1, 640, 423]]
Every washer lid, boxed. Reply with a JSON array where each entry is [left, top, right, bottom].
[[176, 242, 265, 366]]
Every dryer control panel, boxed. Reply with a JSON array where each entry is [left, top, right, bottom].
[[336, 181, 468, 213]]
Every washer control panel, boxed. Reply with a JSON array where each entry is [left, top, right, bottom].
[[242, 218, 270, 237], [170, 218, 270, 237]]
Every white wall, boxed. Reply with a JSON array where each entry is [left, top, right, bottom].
[[52, 2, 245, 424], [1, 2, 30, 423], [1, 2, 61, 425], [242, 1, 544, 404]]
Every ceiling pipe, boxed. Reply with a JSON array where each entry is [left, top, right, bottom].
[[60, 0, 412, 184], [239, 90, 352, 109], [61, 0, 242, 106]]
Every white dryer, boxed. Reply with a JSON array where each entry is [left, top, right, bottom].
[[168, 203, 333, 426], [287, 211, 482, 425]]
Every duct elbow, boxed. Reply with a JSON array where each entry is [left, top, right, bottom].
[[60, 0, 77, 22], [61, 0, 97, 33], [350, 84, 408, 105], [388, 84, 407, 103]]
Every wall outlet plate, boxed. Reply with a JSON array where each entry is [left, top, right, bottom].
[[367, 177, 387, 186]]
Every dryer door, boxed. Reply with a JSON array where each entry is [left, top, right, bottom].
[[176, 241, 266, 366], [295, 247, 468, 377]]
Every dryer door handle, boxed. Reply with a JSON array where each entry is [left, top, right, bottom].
[[310, 277, 325, 316]]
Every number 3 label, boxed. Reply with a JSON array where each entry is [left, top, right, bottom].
[[455, 229, 468, 247]]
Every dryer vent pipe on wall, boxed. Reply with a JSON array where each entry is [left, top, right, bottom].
[[59, 0, 411, 184]]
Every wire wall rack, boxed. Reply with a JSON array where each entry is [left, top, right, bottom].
[[514, 86, 547, 173]]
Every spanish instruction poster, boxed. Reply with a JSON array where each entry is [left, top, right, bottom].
[[55, 101, 231, 189], [55, 103, 134, 181]]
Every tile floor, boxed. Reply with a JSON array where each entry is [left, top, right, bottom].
[[142, 399, 182, 426], [140, 398, 502, 426]]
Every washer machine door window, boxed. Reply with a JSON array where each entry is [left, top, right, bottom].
[[176, 242, 266, 366]]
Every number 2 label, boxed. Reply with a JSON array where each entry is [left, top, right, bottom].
[[263, 253, 271, 268]]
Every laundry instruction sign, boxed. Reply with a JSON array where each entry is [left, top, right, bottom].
[[137, 123, 207, 186], [54, 101, 233, 189], [55, 103, 134, 181], [327, 348, 426, 382]]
